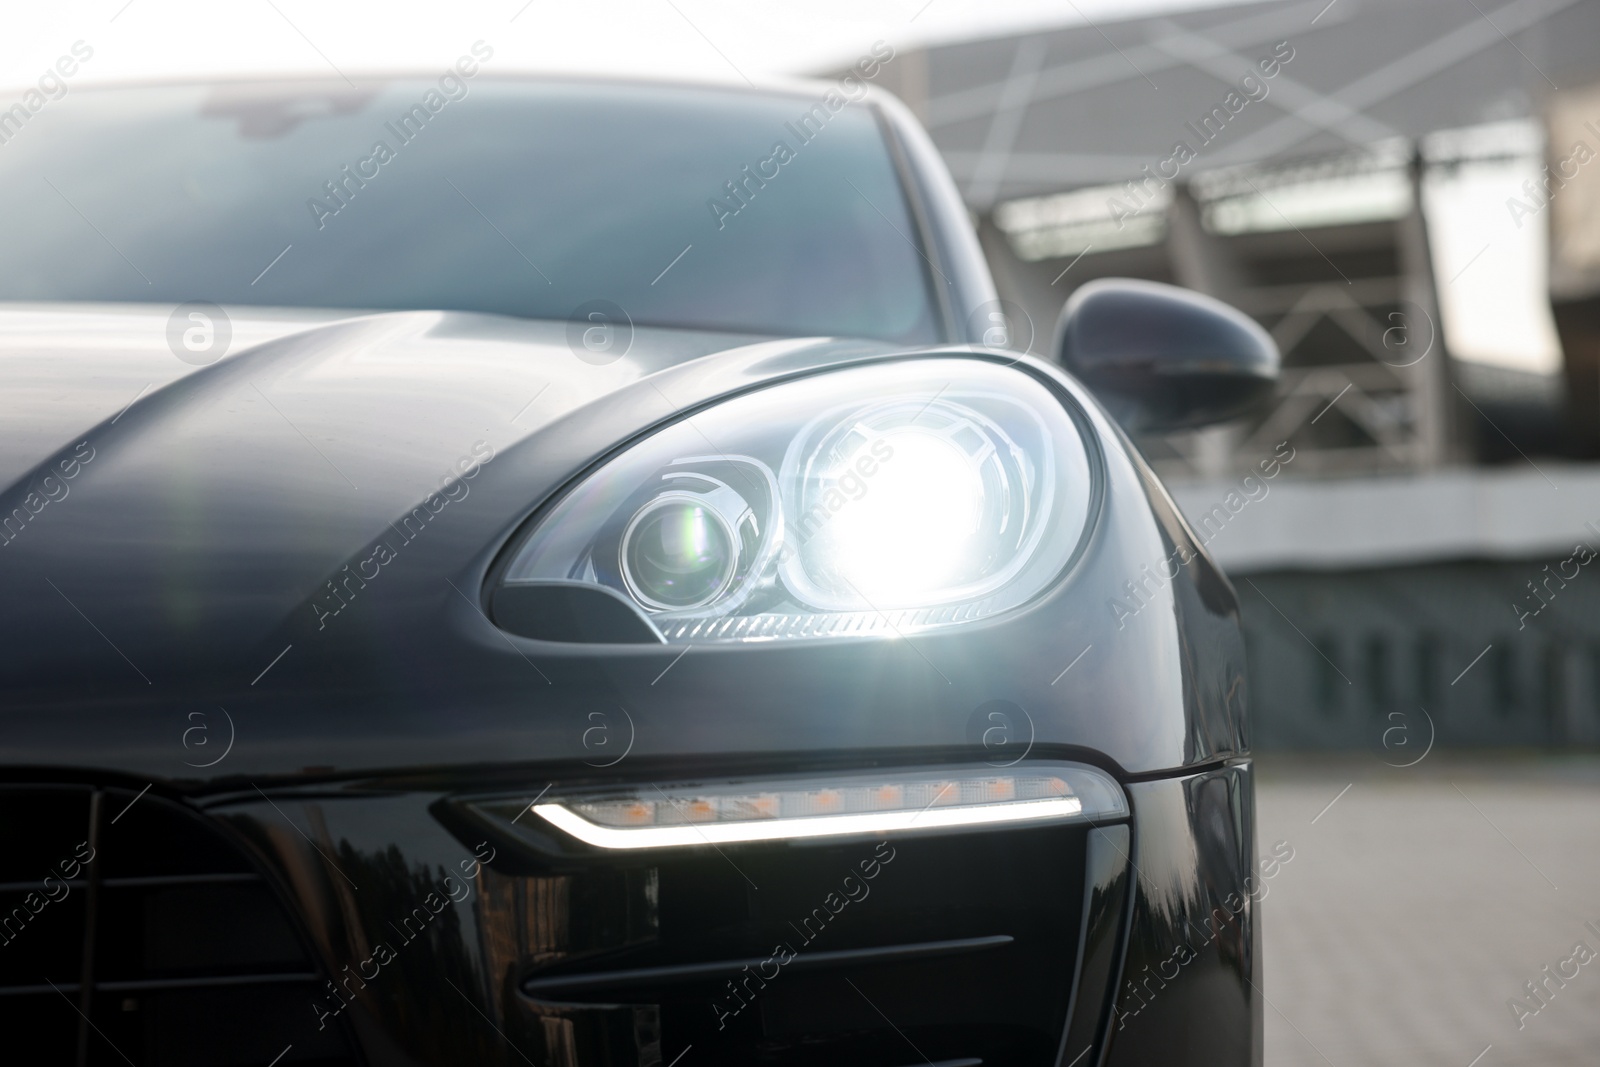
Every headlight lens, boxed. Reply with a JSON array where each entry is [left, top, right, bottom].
[[780, 394, 1041, 609], [620, 477, 743, 610], [501, 359, 1093, 642]]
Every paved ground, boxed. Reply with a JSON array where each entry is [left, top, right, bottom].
[[1257, 753, 1600, 1067]]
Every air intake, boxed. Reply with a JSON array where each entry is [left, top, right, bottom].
[[0, 783, 357, 1067]]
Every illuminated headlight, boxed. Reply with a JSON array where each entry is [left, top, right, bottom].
[[500, 359, 1093, 642], [782, 394, 1040, 609], [466, 764, 1126, 851]]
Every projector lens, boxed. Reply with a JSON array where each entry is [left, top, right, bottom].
[[621, 496, 737, 610]]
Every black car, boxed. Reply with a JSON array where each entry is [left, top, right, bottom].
[[0, 63, 1279, 1067]]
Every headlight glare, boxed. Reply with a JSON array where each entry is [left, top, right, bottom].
[[780, 395, 1047, 611]]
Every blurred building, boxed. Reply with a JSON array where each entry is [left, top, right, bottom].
[[860, 0, 1600, 746]]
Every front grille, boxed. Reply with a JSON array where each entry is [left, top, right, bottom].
[[476, 822, 1091, 1066], [0, 783, 359, 1067]]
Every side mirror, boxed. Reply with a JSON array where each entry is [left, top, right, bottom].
[[1054, 278, 1279, 433]]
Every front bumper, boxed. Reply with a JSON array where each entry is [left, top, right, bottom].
[[0, 759, 1256, 1066]]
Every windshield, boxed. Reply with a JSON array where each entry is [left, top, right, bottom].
[[0, 77, 942, 343]]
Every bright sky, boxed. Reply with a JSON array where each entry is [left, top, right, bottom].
[[1426, 159, 1564, 374], [2, 0, 1261, 88]]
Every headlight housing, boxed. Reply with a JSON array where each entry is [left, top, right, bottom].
[[499, 359, 1094, 642]]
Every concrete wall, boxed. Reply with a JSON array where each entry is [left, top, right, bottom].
[[1241, 559, 1600, 749]]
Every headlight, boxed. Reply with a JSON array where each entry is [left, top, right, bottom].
[[499, 359, 1093, 642]]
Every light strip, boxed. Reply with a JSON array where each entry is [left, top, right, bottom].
[[534, 795, 1083, 850]]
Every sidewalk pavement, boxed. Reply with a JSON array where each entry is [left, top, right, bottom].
[[1258, 753, 1600, 1067]]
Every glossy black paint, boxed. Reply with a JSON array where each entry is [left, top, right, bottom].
[[201, 782, 1117, 1065], [0, 77, 1259, 1067], [1056, 278, 1280, 433], [1103, 763, 1264, 1067], [1054, 825, 1132, 1067], [0, 784, 363, 1066]]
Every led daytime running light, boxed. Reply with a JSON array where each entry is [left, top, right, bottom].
[[529, 768, 1118, 850]]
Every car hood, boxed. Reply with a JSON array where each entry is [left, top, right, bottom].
[[0, 303, 890, 696], [0, 303, 781, 490]]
